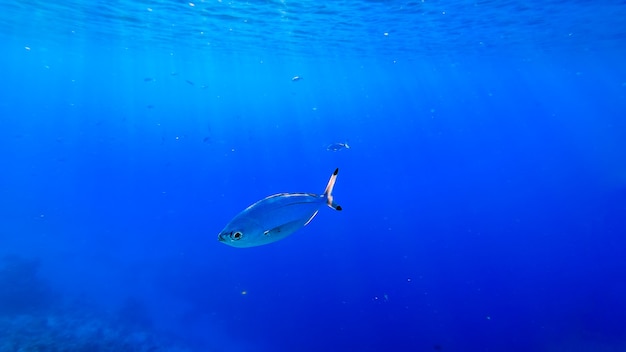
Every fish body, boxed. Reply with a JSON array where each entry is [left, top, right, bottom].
[[218, 168, 341, 248], [327, 142, 350, 151], [291, 75, 303, 81]]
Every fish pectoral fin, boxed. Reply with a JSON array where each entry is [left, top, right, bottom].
[[263, 215, 317, 238], [263, 228, 280, 236], [303, 210, 319, 226]]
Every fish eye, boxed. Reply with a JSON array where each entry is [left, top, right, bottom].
[[230, 231, 243, 240]]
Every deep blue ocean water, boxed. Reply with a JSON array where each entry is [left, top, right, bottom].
[[1, 0, 626, 351]]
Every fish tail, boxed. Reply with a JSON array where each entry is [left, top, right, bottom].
[[323, 168, 342, 211]]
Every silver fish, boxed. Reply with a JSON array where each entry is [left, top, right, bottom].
[[218, 168, 342, 248], [327, 142, 350, 152]]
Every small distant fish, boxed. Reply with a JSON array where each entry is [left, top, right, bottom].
[[327, 142, 350, 152], [185, 80, 195, 86], [291, 75, 303, 82], [218, 168, 342, 248], [144, 77, 155, 82]]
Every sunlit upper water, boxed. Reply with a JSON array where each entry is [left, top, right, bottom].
[[2, 0, 625, 58]]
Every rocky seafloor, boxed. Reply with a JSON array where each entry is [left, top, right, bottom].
[[0, 255, 191, 352], [0, 312, 191, 352]]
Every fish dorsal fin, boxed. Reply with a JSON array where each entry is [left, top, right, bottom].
[[323, 168, 342, 211]]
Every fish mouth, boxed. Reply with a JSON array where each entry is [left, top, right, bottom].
[[217, 234, 225, 242]]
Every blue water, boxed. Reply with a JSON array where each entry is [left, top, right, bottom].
[[1, 0, 626, 351]]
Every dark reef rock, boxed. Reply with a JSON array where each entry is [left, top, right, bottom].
[[0, 255, 55, 316]]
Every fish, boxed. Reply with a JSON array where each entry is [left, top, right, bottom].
[[218, 168, 342, 248], [291, 75, 303, 81], [327, 142, 350, 151]]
